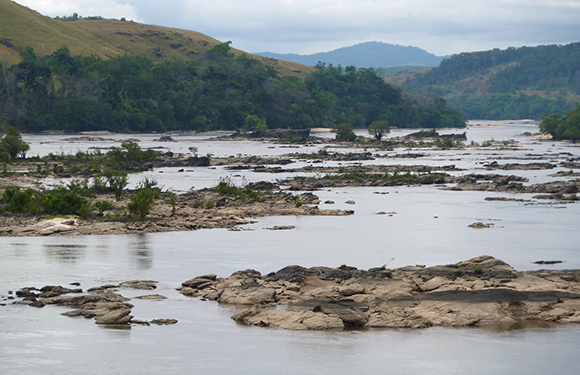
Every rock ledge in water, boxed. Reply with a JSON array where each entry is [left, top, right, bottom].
[[179, 256, 580, 330]]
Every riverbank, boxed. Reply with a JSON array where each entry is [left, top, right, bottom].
[[0, 189, 353, 237]]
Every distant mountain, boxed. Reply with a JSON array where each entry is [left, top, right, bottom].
[[399, 43, 580, 120], [0, 0, 312, 78], [255, 41, 446, 68]]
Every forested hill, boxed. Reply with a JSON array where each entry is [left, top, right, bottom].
[[0, 44, 465, 133], [255, 42, 445, 69], [398, 43, 580, 120], [0, 0, 311, 78]]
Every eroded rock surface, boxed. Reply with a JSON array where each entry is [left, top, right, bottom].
[[13, 284, 174, 326], [179, 256, 580, 330]]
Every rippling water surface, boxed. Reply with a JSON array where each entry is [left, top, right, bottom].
[[2, 121, 580, 374]]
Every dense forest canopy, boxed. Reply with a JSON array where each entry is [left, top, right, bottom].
[[539, 105, 580, 142], [0, 43, 465, 133], [402, 43, 580, 120]]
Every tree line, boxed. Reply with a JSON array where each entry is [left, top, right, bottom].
[[0, 43, 465, 133], [403, 43, 580, 120]]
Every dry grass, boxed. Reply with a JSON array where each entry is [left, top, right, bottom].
[[0, 0, 314, 78]]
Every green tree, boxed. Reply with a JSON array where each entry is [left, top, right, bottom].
[[1, 126, 30, 159], [244, 115, 267, 136], [367, 120, 390, 141], [333, 122, 356, 142], [127, 178, 159, 221], [539, 105, 580, 142], [128, 187, 155, 221], [105, 172, 128, 201]]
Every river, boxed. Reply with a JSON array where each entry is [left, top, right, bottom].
[[1, 121, 579, 374]]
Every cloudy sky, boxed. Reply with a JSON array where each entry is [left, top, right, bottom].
[[13, 0, 580, 56]]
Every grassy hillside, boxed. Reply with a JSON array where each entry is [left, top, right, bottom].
[[0, 0, 313, 77], [0, 0, 124, 65], [399, 43, 580, 119]]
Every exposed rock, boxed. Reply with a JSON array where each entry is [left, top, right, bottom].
[[485, 197, 532, 202], [134, 294, 167, 300], [119, 280, 158, 290], [0, 188, 352, 237], [95, 309, 133, 324], [468, 222, 493, 228], [15, 218, 79, 236], [485, 161, 556, 170], [150, 319, 178, 325], [182, 256, 580, 330], [534, 260, 564, 265], [154, 135, 177, 142], [217, 282, 277, 305], [268, 225, 296, 231]]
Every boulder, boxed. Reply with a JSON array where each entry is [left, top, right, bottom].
[[150, 319, 178, 325], [233, 306, 344, 330], [95, 309, 133, 324], [134, 294, 167, 300], [288, 299, 369, 326], [218, 282, 276, 305], [266, 265, 319, 283], [119, 280, 157, 290]]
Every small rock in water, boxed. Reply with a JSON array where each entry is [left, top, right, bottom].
[[468, 222, 493, 228], [119, 280, 158, 290], [268, 225, 296, 231], [150, 319, 178, 325], [134, 294, 167, 300], [533, 260, 564, 265]]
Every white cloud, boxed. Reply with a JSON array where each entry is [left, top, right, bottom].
[[15, 0, 139, 21], [11, 0, 580, 56]]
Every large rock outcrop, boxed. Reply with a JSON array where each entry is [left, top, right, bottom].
[[179, 256, 580, 330]]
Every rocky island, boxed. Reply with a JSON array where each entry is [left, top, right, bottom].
[[179, 256, 580, 330], [10, 256, 580, 331]]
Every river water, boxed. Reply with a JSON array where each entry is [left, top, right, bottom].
[[1, 121, 580, 374]]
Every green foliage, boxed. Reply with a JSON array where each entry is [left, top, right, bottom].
[[0, 47, 465, 133], [1, 184, 88, 216], [105, 172, 128, 201], [539, 105, 580, 142], [0, 126, 30, 159], [127, 180, 158, 221], [41, 187, 88, 216], [404, 43, 580, 119], [1, 186, 41, 213], [211, 176, 262, 201], [367, 120, 390, 141], [188, 146, 199, 157], [94, 200, 113, 215], [333, 122, 357, 142]]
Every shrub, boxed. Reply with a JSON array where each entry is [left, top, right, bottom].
[[333, 122, 356, 142], [1, 186, 41, 213], [41, 188, 87, 216], [128, 187, 156, 221]]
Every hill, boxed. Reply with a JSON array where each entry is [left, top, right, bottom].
[[398, 43, 580, 120], [255, 41, 446, 68], [0, 0, 465, 134], [0, 0, 124, 65], [0, 0, 313, 78]]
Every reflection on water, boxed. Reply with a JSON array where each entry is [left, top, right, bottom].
[[43, 244, 87, 264], [129, 234, 153, 270], [2, 123, 580, 375]]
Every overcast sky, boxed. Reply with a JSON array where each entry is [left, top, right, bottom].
[[13, 0, 580, 56]]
